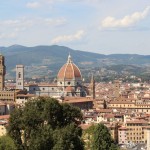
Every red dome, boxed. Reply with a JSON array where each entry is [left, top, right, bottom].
[[57, 55, 82, 80]]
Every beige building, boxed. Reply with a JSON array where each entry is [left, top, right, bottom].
[[118, 126, 128, 144], [0, 91, 15, 101], [0, 124, 7, 136], [125, 119, 149, 144], [0, 115, 9, 136], [16, 94, 36, 107], [108, 100, 150, 113], [147, 127, 150, 150]]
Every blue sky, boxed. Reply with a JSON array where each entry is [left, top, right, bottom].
[[0, 0, 150, 54]]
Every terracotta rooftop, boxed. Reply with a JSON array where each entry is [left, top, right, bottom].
[[118, 126, 128, 130], [109, 101, 134, 104], [96, 109, 112, 113], [25, 83, 57, 87], [57, 55, 82, 80], [17, 94, 35, 97], [126, 119, 148, 124], [64, 98, 93, 103], [0, 115, 10, 120]]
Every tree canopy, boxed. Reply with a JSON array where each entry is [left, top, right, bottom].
[[92, 123, 119, 150], [0, 135, 17, 150], [8, 97, 83, 150]]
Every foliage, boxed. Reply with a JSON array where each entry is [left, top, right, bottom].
[[83, 124, 119, 150], [8, 97, 83, 150], [83, 125, 96, 150], [92, 123, 119, 150], [53, 123, 83, 150], [0, 135, 17, 150]]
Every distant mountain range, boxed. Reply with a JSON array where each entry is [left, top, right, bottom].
[[0, 45, 150, 78]]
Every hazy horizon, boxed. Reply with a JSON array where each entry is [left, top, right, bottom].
[[0, 44, 150, 56]]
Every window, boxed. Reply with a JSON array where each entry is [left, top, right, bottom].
[[18, 72, 21, 78]]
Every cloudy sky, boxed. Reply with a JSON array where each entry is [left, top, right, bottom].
[[0, 0, 150, 54]]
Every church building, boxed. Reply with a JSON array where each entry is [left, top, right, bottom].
[[25, 55, 87, 97]]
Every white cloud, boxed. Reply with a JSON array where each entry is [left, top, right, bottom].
[[101, 6, 150, 28], [26, 0, 55, 8], [44, 18, 66, 26], [26, 2, 41, 8], [51, 30, 85, 43], [0, 19, 34, 30]]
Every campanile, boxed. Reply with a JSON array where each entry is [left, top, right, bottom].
[[0, 55, 6, 90]]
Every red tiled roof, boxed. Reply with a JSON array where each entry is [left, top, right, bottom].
[[0, 115, 10, 120]]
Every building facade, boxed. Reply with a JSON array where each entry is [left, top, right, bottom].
[[25, 55, 87, 98]]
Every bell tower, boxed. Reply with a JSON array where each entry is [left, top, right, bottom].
[[114, 80, 120, 98], [16, 65, 24, 90], [0, 55, 6, 90], [90, 74, 95, 99]]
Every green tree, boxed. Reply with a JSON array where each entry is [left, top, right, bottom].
[[53, 123, 83, 150], [8, 97, 83, 150], [0, 135, 17, 150], [92, 123, 118, 150], [83, 124, 96, 150]]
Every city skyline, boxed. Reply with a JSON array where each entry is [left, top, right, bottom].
[[0, 0, 150, 54]]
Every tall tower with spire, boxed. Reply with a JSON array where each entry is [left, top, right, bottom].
[[90, 74, 95, 99], [0, 55, 6, 90]]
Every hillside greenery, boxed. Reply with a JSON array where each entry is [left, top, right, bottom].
[[1, 45, 150, 79]]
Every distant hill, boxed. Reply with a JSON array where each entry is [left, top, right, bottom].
[[0, 45, 150, 78]]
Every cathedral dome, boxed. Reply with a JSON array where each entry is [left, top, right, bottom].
[[57, 55, 82, 80]]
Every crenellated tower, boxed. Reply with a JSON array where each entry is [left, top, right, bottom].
[[0, 55, 6, 90]]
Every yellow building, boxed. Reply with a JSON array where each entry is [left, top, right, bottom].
[[0, 91, 15, 101], [0, 124, 7, 136], [0, 115, 9, 136], [108, 100, 150, 113], [125, 119, 149, 144]]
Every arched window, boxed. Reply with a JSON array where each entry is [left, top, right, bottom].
[[18, 72, 21, 78]]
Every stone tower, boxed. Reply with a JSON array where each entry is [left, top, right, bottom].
[[0, 55, 6, 90], [114, 80, 120, 98], [90, 74, 95, 99], [16, 65, 24, 90]]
